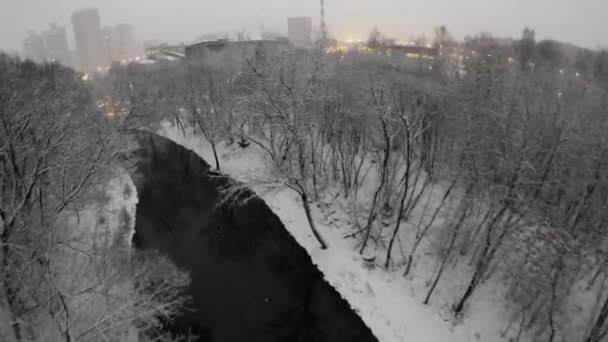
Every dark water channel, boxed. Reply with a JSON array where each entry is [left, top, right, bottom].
[[125, 132, 379, 342]]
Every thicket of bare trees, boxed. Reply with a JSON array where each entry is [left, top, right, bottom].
[[100, 28, 608, 341], [0, 55, 189, 341]]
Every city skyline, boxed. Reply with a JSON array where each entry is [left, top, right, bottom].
[[21, 8, 139, 72], [23, 23, 72, 66], [1, 0, 607, 56]]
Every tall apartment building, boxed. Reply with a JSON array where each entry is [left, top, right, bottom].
[[42, 23, 72, 67], [72, 8, 106, 72], [288, 17, 313, 48], [23, 31, 47, 63], [115, 24, 136, 60], [103, 24, 137, 63]]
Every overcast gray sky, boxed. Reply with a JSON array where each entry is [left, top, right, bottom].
[[1, 0, 606, 54]]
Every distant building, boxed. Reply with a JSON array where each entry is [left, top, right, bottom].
[[145, 43, 186, 59], [72, 8, 106, 72], [143, 40, 159, 49], [387, 44, 439, 59], [42, 23, 72, 67], [185, 39, 289, 60], [115, 24, 137, 59], [102, 26, 118, 62], [23, 31, 47, 63], [196, 33, 230, 42], [288, 17, 313, 48], [103, 24, 137, 63]]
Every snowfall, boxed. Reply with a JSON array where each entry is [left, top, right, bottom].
[[104, 121, 525, 342]]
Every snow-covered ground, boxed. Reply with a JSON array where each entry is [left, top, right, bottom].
[[156, 122, 520, 342]]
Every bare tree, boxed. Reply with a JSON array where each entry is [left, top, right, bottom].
[[239, 48, 329, 249], [0, 55, 188, 341]]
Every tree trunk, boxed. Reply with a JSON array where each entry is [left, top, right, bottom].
[[310, 136, 319, 200], [424, 201, 470, 304], [2, 230, 23, 341], [301, 192, 328, 250], [403, 255, 414, 277], [424, 255, 447, 305], [385, 193, 407, 269], [453, 267, 482, 315], [195, 116, 221, 171], [210, 140, 221, 171], [404, 178, 456, 277], [385, 123, 412, 269], [586, 291, 608, 342], [360, 117, 391, 255], [454, 203, 510, 315], [454, 215, 509, 315]]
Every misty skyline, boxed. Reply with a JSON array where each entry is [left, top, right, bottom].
[[1, 0, 606, 54]]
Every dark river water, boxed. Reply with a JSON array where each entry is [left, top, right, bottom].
[[125, 132, 379, 342]]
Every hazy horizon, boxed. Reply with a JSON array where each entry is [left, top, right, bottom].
[[1, 0, 606, 54]]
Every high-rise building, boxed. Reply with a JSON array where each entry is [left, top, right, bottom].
[[143, 39, 159, 49], [119, 24, 137, 59], [116, 24, 136, 61], [42, 23, 72, 67], [102, 26, 118, 62], [288, 17, 313, 48], [23, 31, 47, 63], [103, 24, 137, 63], [72, 8, 106, 72]]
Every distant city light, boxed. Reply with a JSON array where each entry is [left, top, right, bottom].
[[81, 73, 89, 81], [559, 69, 564, 74], [576, 72, 580, 77]]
